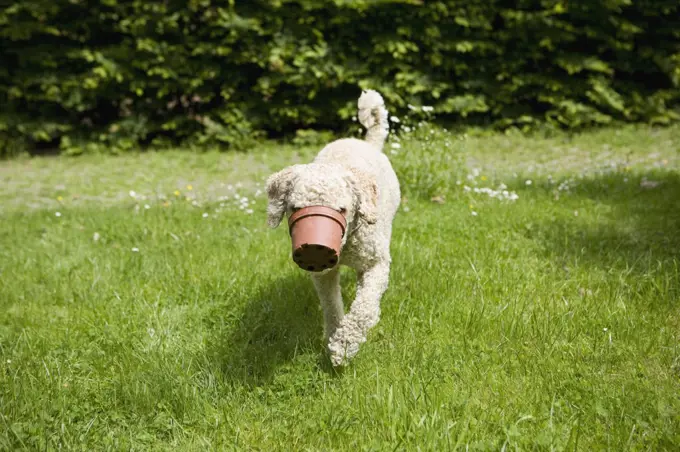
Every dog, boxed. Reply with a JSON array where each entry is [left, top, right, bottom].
[[265, 90, 400, 366]]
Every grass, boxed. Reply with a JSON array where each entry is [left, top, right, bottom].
[[1, 122, 679, 450]]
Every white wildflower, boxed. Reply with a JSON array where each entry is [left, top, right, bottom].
[[471, 211, 478, 216], [129, 190, 137, 198], [465, 183, 518, 202], [131, 247, 139, 252], [246, 209, 254, 214], [144, 204, 150, 209], [55, 212, 62, 217], [558, 180, 572, 192], [391, 142, 401, 149], [525, 180, 532, 186], [202, 212, 209, 218], [390, 116, 400, 123], [93, 232, 100, 242], [422, 106, 434, 112]]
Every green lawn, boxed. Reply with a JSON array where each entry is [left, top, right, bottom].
[[1, 123, 679, 450]]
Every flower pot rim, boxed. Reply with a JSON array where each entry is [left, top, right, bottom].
[[288, 205, 346, 234]]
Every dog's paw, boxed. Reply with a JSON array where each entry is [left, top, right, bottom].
[[327, 317, 366, 366], [328, 336, 360, 367]]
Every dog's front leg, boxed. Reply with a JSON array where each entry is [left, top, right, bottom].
[[311, 268, 344, 342], [328, 260, 390, 366]]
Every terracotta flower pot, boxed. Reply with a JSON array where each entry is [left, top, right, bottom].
[[288, 206, 347, 272]]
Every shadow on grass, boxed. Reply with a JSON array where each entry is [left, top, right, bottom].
[[207, 272, 337, 386], [529, 170, 680, 279]]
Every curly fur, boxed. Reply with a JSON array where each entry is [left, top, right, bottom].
[[266, 89, 400, 366]]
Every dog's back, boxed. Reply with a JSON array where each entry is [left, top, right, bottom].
[[314, 90, 400, 225]]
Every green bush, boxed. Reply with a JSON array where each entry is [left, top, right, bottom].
[[1, 0, 679, 156]]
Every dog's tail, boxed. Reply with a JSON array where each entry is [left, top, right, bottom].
[[357, 89, 389, 150]]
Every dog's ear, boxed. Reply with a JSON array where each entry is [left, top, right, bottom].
[[347, 167, 378, 225], [265, 166, 295, 228]]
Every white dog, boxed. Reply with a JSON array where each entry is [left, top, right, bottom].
[[265, 90, 401, 366]]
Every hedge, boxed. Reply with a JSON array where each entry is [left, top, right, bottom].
[[1, 0, 679, 155]]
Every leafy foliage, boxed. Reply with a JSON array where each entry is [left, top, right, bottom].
[[1, 0, 679, 155]]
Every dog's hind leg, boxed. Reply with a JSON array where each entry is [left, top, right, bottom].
[[311, 268, 344, 342]]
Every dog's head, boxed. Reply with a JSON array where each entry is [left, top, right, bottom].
[[265, 163, 378, 237]]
